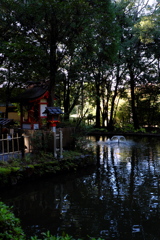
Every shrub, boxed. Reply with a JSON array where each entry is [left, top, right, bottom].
[[0, 201, 25, 240]]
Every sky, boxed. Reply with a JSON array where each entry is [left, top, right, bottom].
[[148, 0, 159, 5]]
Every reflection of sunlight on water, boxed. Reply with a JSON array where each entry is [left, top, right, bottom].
[[60, 194, 71, 221], [132, 225, 142, 233], [126, 161, 131, 171], [95, 137, 157, 198], [98, 139, 133, 167]]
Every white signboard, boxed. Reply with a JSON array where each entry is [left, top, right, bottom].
[[40, 104, 47, 117]]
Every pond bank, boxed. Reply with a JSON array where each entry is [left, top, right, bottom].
[[0, 154, 96, 189]]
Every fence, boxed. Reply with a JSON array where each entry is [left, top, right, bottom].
[[0, 130, 63, 161], [0, 133, 25, 161], [54, 130, 63, 158]]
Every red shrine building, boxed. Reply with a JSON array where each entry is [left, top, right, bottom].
[[12, 83, 63, 130]]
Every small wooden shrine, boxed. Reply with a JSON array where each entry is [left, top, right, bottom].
[[11, 83, 61, 130]]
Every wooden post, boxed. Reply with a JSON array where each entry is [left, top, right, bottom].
[[11, 134, 14, 157], [53, 132, 57, 158], [21, 135, 25, 158], [20, 103, 23, 129], [2, 134, 4, 161], [59, 129, 63, 159], [17, 133, 20, 156], [7, 134, 10, 160]]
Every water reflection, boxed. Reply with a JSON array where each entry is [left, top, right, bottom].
[[1, 136, 160, 239]]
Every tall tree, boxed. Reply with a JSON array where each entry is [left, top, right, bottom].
[[0, 0, 42, 117], [82, 0, 119, 127], [113, 0, 157, 129], [0, 0, 90, 107]]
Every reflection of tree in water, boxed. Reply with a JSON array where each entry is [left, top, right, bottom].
[[2, 181, 67, 238], [59, 139, 160, 239]]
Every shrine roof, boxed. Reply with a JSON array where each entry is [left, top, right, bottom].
[[43, 107, 64, 115], [0, 118, 14, 126], [11, 85, 49, 103]]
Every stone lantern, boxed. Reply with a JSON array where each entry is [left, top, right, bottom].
[[43, 107, 64, 132]]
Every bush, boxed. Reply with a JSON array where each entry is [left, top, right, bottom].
[[31, 231, 104, 240], [0, 201, 25, 240], [30, 131, 54, 153]]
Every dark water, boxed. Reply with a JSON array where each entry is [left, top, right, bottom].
[[1, 136, 160, 240]]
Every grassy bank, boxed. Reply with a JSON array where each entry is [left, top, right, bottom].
[[0, 151, 96, 188]]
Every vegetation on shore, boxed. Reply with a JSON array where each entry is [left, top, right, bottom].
[[0, 149, 96, 188], [0, 128, 97, 187]]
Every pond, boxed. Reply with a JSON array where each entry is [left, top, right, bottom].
[[1, 135, 160, 240]]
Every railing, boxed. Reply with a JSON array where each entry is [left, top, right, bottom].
[[0, 130, 63, 161], [54, 130, 63, 158], [0, 134, 27, 161]]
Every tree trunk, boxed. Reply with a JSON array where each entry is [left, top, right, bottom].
[[5, 66, 11, 119], [63, 77, 70, 121], [95, 81, 101, 127], [108, 91, 117, 131], [107, 65, 121, 131], [129, 68, 139, 129], [49, 18, 58, 107]]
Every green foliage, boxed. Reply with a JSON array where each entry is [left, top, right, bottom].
[[119, 123, 135, 133], [134, 127, 146, 133], [151, 130, 158, 134], [31, 131, 54, 153], [31, 231, 104, 240], [115, 123, 147, 133], [0, 167, 11, 175], [0, 202, 25, 240], [7, 156, 22, 166], [63, 151, 81, 159], [23, 153, 34, 164], [92, 128, 108, 133], [41, 231, 74, 240]]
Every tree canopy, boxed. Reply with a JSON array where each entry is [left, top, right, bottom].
[[0, 0, 159, 129]]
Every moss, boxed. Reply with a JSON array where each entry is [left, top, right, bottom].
[[47, 160, 59, 165], [11, 167, 20, 172], [27, 165, 35, 169], [63, 151, 82, 159], [0, 168, 11, 175], [0, 152, 96, 187]]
